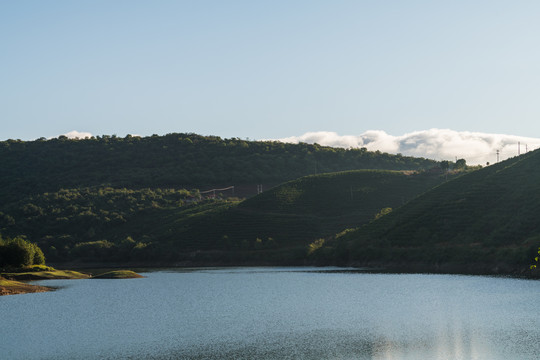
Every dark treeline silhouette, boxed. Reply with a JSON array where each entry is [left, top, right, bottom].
[[0, 133, 438, 203]]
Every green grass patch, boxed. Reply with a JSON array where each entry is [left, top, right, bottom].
[[1, 268, 90, 280], [0, 276, 52, 296]]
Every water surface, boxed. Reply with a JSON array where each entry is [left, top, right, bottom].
[[1, 267, 539, 359]]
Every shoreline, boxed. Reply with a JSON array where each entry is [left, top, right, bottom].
[[2, 261, 538, 297], [50, 260, 540, 279], [346, 260, 540, 278], [0, 268, 141, 296], [0, 278, 53, 296]]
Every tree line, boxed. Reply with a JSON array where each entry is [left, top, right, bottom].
[[0, 133, 440, 203]]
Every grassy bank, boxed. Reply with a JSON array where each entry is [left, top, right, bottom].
[[0, 276, 52, 296], [0, 266, 144, 296], [1, 265, 90, 281]]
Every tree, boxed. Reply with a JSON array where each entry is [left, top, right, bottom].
[[32, 243, 46, 265], [454, 159, 467, 170], [375, 207, 392, 220], [440, 161, 450, 172], [0, 236, 46, 268]]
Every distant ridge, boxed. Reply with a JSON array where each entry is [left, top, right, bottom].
[[321, 150, 540, 274], [0, 132, 438, 203]]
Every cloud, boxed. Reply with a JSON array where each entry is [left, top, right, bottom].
[[61, 130, 92, 139], [275, 129, 540, 165]]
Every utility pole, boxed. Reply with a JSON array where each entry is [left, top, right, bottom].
[[518, 142, 521, 156], [496, 150, 500, 163]]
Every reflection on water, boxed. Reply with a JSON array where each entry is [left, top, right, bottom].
[[0, 267, 539, 360], [370, 324, 489, 360]]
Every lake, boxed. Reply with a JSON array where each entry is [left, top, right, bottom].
[[1, 267, 539, 360]]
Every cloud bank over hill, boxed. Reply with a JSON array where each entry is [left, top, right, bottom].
[[276, 129, 540, 165], [52, 129, 540, 166], [62, 130, 92, 139]]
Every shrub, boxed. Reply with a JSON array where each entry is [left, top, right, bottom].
[[27, 264, 54, 272], [70, 240, 115, 260], [0, 236, 46, 267], [32, 243, 46, 265], [307, 239, 325, 255], [374, 207, 392, 220]]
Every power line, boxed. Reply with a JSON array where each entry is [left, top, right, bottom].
[[200, 186, 235, 197]]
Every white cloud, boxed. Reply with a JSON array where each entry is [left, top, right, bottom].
[[274, 129, 540, 165], [62, 130, 92, 139]]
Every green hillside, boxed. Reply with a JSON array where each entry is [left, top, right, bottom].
[[237, 170, 450, 235], [0, 170, 450, 265], [318, 151, 540, 273], [155, 170, 452, 264], [0, 133, 439, 203]]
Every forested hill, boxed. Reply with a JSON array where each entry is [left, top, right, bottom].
[[318, 150, 540, 273], [0, 170, 450, 265], [0, 133, 438, 203]]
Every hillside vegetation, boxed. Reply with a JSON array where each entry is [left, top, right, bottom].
[[0, 133, 438, 203], [317, 150, 540, 273], [0, 187, 225, 263], [0, 132, 450, 265], [0, 170, 451, 265]]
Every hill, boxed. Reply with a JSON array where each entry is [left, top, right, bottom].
[[0, 170, 451, 265], [317, 151, 540, 274], [0, 133, 439, 203]]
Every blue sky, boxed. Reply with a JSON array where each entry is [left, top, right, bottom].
[[2, 0, 540, 144]]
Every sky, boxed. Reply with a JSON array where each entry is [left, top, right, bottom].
[[2, 1, 540, 164]]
